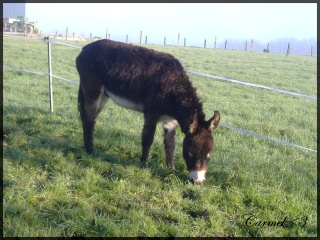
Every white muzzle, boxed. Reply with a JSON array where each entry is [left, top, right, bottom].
[[189, 170, 206, 184]]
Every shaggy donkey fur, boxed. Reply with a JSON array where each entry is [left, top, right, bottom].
[[76, 39, 220, 183]]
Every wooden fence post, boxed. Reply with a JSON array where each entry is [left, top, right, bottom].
[[106, 29, 108, 39], [286, 42, 290, 56], [47, 38, 53, 113], [140, 31, 142, 44], [178, 33, 180, 46], [225, 40, 227, 49], [184, 38, 186, 47], [145, 36, 147, 44], [204, 39, 206, 48], [214, 36, 217, 49], [267, 43, 270, 52], [126, 35, 128, 43], [245, 41, 247, 51], [56, 31, 57, 37], [164, 37, 166, 46], [311, 46, 313, 56]]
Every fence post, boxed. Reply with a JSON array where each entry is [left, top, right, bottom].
[[178, 33, 180, 46], [164, 37, 166, 46], [251, 39, 254, 52], [140, 31, 142, 44], [214, 36, 217, 49], [145, 36, 147, 44], [106, 29, 108, 39], [66, 27, 68, 40], [47, 37, 53, 113], [245, 41, 247, 51], [126, 35, 128, 43], [225, 40, 227, 49], [286, 42, 290, 56], [311, 46, 313, 56], [267, 43, 270, 52], [184, 38, 186, 47], [204, 39, 206, 48]]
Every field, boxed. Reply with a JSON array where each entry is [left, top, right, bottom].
[[3, 36, 317, 237]]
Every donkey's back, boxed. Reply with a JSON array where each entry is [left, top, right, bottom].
[[76, 39, 191, 113]]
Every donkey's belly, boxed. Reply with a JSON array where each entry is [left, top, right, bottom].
[[105, 90, 144, 112]]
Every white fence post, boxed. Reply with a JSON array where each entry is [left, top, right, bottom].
[[47, 37, 54, 112]]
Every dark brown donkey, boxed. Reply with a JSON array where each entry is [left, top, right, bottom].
[[76, 39, 220, 184]]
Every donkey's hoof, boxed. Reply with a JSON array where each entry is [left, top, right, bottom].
[[140, 162, 148, 168], [167, 164, 175, 170], [87, 151, 94, 155], [85, 149, 94, 155]]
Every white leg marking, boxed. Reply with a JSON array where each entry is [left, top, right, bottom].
[[85, 93, 107, 116], [163, 119, 178, 131], [189, 170, 206, 184]]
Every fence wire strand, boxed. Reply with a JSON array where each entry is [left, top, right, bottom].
[[3, 35, 317, 153], [186, 70, 317, 100], [219, 123, 317, 152]]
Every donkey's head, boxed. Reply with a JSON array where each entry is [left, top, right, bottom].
[[183, 110, 220, 184]]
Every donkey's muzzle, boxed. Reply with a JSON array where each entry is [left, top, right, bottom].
[[189, 170, 206, 184]]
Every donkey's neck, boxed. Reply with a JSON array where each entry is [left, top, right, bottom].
[[168, 89, 206, 135]]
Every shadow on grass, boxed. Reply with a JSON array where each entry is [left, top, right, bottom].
[[3, 105, 196, 185]]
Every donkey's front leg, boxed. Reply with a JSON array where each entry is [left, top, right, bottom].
[[140, 113, 159, 168], [163, 120, 178, 169]]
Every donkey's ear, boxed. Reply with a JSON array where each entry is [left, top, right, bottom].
[[207, 110, 220, 132], [187, 109, 198, 134]]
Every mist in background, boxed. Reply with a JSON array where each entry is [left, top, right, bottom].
[[23, 3, 318, 55]]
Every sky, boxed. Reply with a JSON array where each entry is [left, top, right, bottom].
[[23, 3, 317, 44]]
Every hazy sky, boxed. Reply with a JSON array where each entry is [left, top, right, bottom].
[[25, 3, 317, 43]]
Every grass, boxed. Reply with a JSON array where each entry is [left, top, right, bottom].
[[3, 36, 317, 237]]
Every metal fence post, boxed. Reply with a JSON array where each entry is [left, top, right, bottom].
[[47, 37, 53, 112], [140, 31, 142, 44], [251, 39, 254, 52]]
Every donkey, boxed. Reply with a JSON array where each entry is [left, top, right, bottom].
[[76, 39, 220, 184]]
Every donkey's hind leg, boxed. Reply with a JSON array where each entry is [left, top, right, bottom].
[[140, 113, 160, 168], [163, 119, 178, 169], [78, 84, 108, 154]]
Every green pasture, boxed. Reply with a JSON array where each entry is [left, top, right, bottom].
[[3, 37, 317, 237]]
